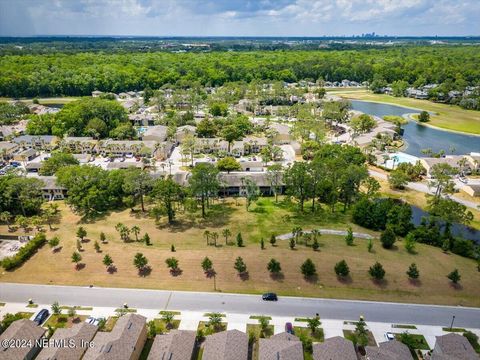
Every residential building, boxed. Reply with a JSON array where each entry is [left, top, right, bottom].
[[92, 90, 104, 97], [83, 313, 147, 360], [313, 336, 357, 360], [98, 140, 158, 158], [39, 176, 67, 200], [269, 122, 293, 144], [0, 319, 45, 360], [217, 172, 284, 196], [12, 135, 59, 150], [202, 329, 248, 360], [365, 340, 413, 360], [461, 184, 480, 197], [36, 322, 97, 360], [147, 330, 196, 360], [259, 332, 303, 360], [428, 333, 478, 360], [175, 125, 197, 144], [0, 141, 19, 159], [62, 137, 98, 153], [129, 113, 156, 126], [419, 155, 472, 176], [141, 125, 168, 143], [12, 148, 37, 162], [196, 138, 229, 154]]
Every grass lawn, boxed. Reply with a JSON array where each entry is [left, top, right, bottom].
[[26, 304, 38, 308], [294, 326, 324, 342], [343, 329, 377, 347], [394, 333, 430, 350], [159, 310, 181, 315], [59, 306, 92, 311], [329, 89, 480, 135], [103, 316, 118, 332], [197, 321, 227, 336], [152, 318, 181, 333], [392, 324, 417, 329], [14, 312, 34, 320], [1, 198, 479, 306], [442, 327, 467, 332], [44, 314, 88, 329]]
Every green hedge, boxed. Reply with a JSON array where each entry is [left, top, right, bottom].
[[1, 233, 47, 270]]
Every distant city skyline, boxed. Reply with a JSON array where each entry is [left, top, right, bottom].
[[1, 0, 480, 37]]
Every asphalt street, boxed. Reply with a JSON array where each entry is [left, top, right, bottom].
[[1, 283, 479, 328]]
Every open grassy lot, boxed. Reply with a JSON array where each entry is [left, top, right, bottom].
[[1, 197, 479, 306], [329, 90, 480, 135]]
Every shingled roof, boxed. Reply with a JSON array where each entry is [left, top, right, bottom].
[[313, 336, 357, 360], [431, 333, 478, 360], [83, 314, 146, 360], [202, 329, 248, 360], [36, 322, 97, 360], [259, 332, 303, 360], [365, 340, 413, 360], [0, 319, 45, 360], [147, 330, 196, 360]]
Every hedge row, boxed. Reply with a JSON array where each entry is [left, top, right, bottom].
[[1, 233, 47, 270]]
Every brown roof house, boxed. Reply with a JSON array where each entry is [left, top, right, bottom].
[[0, 319, 45, 360], [147, 330, 196, 360], [83, 314, 147, 360], [202, 329, 248, 360], [259, 332, 303, 360], [36, 322, 98, 360], [365, 340, 413, 360], [428, 333, 478, 360], [313, 336, 357, 360]]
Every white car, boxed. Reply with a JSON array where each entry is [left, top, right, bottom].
[[85, 316, 95, 324], [385, 332, 395, 341]]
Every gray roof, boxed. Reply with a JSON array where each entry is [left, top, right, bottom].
[[313, 336, 357, 360], [218, 172, 282, 187], [0, 319, 45, 360], [36, 322, 97, 360], [83, 314, 146, 360], [142, 125, 168, 141], [259, 332, 303, 360], [0, 141, 18, 150], [365, 340, 413, 360], [147, 330, 196, 360], [38, 176, 65, 190], [202, 329, 248, 360], [433, 333, 478, 360], [13, 135, 57, 144]]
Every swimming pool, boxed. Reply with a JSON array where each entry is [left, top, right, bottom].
[[384, 152, 420, 169]]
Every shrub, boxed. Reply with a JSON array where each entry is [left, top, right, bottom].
[[345, 227, 354, 246], [369, 262, 386, 280], [380, 227, 396, 249], [300, 259, 316, 277], [334, 260, 350, 277], [1, 233, 47, 270], [447, 269, 461, 284]]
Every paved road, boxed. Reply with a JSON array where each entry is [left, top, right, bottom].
[[1, 283, 479, 328]]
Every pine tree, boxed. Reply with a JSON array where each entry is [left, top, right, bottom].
[[369, 262, 385, 280], [301, 259, 316, 277], [312, 238, 319, 251], [269, 234, 276, 246], [406, 263, 419, 280], [345, 227, 354, 246], [289, 238, 296, 250], [234, 256, 247, 275], [447, 269, 461, 284], [236, 233, 244, 247], [334, 260, 350, 277], [260, 238, 265, 250]]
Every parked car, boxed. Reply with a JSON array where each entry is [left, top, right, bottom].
[[262, 293, 278, 301], [385, 332, 395, 341], [85, 316, 95, 324], [33, 309, 50, 325], [285, 322, 294, 334]]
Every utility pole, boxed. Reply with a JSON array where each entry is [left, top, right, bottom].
[[213, 273, 217, 291]]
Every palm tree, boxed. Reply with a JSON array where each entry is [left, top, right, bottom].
[[211, 232, 219, 247], [131, 226, 141, 241], [222, 229, 231, 245], [203, 230, 211, 246], [208, 312, 223, 331], [162, 312, 175, 329], [0, 211, 12, 230]]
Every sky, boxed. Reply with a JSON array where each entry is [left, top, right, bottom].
[[1, 0, 479, 37]]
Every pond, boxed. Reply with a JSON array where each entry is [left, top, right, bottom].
[[410, 205, 480, 244], [350, 100, 480, 157]]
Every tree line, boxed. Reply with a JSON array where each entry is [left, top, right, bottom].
[[1, 46, 479, 97]]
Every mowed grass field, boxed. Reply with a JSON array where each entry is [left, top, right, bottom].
[[329, 90, 480, 135], [1, 197, 479, 306]]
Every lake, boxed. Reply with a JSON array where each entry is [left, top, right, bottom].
[[411, 205, 479, 243], [350, 100, 480, 156]]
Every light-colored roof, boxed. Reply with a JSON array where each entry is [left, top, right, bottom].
[[218, 172, 279, 187], [433, 333, 478, 360], [12, 135, 57, 144], [0, 319, 45, 360], [259, 332, 303, 360], [421, 156, 469, 169], [202, 329, 248, 360], [38, 176, 65, 190], [147, 330, 196, 360], [83, 314, 146, 360], [365, 340, 413, 360], [142, 125, 168, 141], [36, 322, 97, 360], [313, 336, 357, 360], [270, 122, 291, 135], [0, 141, 18, 150]]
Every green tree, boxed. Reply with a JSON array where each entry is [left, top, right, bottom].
[[39, 152, 79, 176], [236, 233, 244, 247], [165, 257, 179, 272], [143, 233, 151, 245], [207, 312, 223, 331], [71, 251, 82, 269], [266, 164, 283, 203], [94, 240, 101, 253], [260, 238, 265, 250], [243, 178, 260, 211], [334, 260, 350, 277], [418, 111, 430, 122], [388, 169, 409, 189], [267, 258, 281, 274], [350, 114, 376, 135], [217, 157, 241, 173], [103, 254, 113, 269], [312, 238, 320, 251], [369, 262, 386, 280], [447, 268, 461, 284], [345, 227, 354, 246], [289, 237, 296, 250], [306, 317, 321, 335], [76, 226, 87, 241], [152, 176, 184, 223], [130, 225, 141, 241], [367, 239, 373, 253], [222, 229, 231, 245], [234, 256, 247, 275], [269, 234, 277, 247], [301, 258, 316, 277], [122, 168, 154, 212], [51, 301, 61, 315], [100, 232, 107, 243], [201, 257, 213, 273], [354, 317, 369, 347], [406, 263, 419, 280], [380, 227, 396, 249], [133, 253, 148, 272], [189, 163, 219, 218], [48, 236, 60, 249], [284, 162, 311, 212], [404, 233, 417, 254]]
